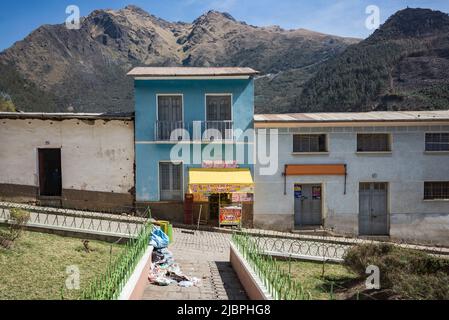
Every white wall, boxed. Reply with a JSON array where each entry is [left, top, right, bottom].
[[254, 124, 449, 244], [0, 118, 134, 194]]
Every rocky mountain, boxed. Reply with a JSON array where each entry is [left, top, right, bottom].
[[296, 8, 449, 112], [0, 5, 358, 113]]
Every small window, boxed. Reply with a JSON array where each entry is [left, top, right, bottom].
[[293, 134, 327, 153], [159, 162, 182, 201], [424, 182, 449, 200], [425, 133, 449, 151], [357, 134, 390, 152]]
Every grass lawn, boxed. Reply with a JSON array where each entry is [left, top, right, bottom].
[[0, 227, 124, 300], [277, 259, 358, 300]]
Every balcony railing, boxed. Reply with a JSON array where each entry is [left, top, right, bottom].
[[203, 120, 234, 141], [155, 121, 187, 141], [154, 121, 234, 141]]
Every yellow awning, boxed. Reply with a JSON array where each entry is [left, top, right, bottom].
[[188, 168, 254, 193]]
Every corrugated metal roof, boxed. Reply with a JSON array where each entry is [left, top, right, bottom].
[[127, 67, 259, 77], [0, 112, 134, 120], [254, 111, 449, 123]]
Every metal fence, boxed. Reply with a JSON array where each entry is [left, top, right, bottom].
[[234, 227, 449, 258], [154, 120, 235, 141], [80, 222, 153, 300], [232, 231, 313, 300], [251, 236, 348, 262], [0, 202, 149, 238]]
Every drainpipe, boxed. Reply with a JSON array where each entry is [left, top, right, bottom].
[[344, 164, 347, 195], [282, 164, 287, 195]]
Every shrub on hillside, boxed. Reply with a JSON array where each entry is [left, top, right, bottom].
[[343, 243, 449, 299]]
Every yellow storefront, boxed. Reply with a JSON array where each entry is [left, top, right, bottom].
[[188, 168, 254, 228]]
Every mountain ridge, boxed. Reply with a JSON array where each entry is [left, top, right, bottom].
[[0, 5, 358, 113], [297, 8, 449, 112]]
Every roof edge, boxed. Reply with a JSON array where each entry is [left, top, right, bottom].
[[127, 67, 260, 78], [0, 112, 135, 121]]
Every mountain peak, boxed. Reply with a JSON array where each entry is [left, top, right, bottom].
[[370, 7, 449, 40], [123, 5, 149, 15], [194, 10, 236, 24]]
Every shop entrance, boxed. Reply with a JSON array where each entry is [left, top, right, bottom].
[[208, 193, 231, 220]]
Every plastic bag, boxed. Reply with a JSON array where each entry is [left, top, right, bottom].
[[149, 226, 169, 249], [178, 281, 194, 288]]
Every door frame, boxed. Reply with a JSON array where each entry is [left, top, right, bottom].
[[37, 148, 62, 198], [358, 181, 390, 236], [294, 182, 324, 227]]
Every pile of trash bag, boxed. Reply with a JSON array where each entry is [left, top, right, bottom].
[[148, 226, 200, 288]]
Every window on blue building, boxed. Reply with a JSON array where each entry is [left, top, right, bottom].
[[157, 95, 183, 140], [159, 162, 182, 201], [206, 95, 232, 140]]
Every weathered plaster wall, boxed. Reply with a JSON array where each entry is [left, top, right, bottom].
[[254, 124, 449, 245], [0, 118, 135, 211]]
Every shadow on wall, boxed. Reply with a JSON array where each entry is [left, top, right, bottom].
[[213, 261, 248, 300]]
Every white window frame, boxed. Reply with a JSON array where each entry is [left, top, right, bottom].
[[158, 160, 184, 202], [204, 93, 233, 122], [156, 94, 184, 122]]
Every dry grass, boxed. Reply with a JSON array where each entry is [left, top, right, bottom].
[[343, 243, 449, 300], [276, 259, 358, 300], [0, 227, 124, 300]]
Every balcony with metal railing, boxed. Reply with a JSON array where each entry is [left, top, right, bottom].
[[154, 120, 234, 142]]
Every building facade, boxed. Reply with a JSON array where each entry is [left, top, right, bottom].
[[0, 113, 135, 212], [129, 67, 258, 224], [254, 111, 449, 245]]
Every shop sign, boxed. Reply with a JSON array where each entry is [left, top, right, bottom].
[[202, 160, 238, 168], [294, 184, 302, 199], [312, 186, 322, 200], [232, 193, 253, 202], [190, 183, 254, 193], [219, 207, 242, 226]]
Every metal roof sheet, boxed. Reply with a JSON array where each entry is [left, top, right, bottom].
[[0, 112, 134, 120], [254, 111, 449, 123], [127, 67, 259, 77]]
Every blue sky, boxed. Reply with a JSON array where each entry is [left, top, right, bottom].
[[1, 0, 448, 51]]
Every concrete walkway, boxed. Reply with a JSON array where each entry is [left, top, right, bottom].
[[142, 228, 247, 300]]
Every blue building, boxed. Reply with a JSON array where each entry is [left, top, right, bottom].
[[127, 67, 258, 225]]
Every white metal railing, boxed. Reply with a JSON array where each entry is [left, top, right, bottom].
[[154, 120, 234, 141]]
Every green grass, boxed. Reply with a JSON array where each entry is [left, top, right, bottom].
[[276, 259, 358, 300], [0, 227, 124, 300]]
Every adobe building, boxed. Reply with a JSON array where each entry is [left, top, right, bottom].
[[0, 112, 135, 212]]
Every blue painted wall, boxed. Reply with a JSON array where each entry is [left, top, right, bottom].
[[134, 78, 255, 202]]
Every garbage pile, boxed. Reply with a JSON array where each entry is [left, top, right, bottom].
[[148, 226, 200, 288]]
